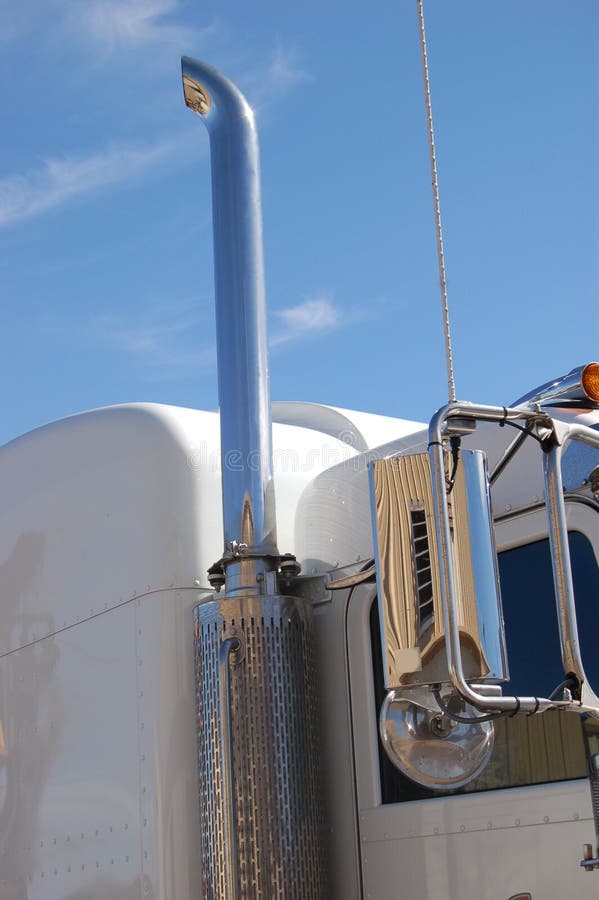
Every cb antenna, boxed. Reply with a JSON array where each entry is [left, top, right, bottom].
[[416, 0, 457, 402]]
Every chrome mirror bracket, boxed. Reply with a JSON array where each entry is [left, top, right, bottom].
[[428, 401, 599, 719]]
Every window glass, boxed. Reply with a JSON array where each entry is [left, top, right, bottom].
[[374, 530, 599, 803]]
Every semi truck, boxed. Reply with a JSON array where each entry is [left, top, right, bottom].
[[0, 56, 598, 900]]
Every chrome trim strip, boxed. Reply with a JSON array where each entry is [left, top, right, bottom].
[[219, 635, 242, 899], [543, 421, 599, 711]]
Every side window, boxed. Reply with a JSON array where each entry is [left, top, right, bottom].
[[373, 530, 599, 803]]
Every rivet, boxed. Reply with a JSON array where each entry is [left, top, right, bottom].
[[544, 816, 550, 823]]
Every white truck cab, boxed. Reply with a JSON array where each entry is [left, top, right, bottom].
[[1, 56, 598, 900]]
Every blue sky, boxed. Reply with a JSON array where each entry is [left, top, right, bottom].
[[1, 0, 597, 445]]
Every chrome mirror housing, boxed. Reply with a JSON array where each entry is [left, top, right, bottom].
[[369, 448, 508, 693], [369, 445, 507, 790], [370, 401, 599, 792]]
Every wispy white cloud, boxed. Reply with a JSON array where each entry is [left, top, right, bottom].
[[89, 303, 216, 378], [94, 306, 195, 352], [83, 295, 342, 379], [270, 298, 340, 347], [68, 0, 204, 50], [0, 0, 213, 52], [264, 44, 308, 93], [245, 44, 310, 111], [0, 136, 192, 227]]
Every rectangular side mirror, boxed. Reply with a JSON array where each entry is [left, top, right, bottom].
[[369, 449, 508, 691]]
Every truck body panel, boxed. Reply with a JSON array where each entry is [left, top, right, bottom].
[[0, 400, 425, 898]]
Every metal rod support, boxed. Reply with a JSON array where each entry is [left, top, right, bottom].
[[542, 423, 599, 711]]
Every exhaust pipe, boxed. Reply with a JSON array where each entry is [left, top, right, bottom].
[[182, 58, 326, 898], [182, 57, 278, 593]]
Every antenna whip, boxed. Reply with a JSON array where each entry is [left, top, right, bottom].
[[416, 0, 457, 402]]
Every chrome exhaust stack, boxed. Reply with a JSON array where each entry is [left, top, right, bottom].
[[182, 58, 325, 898], [182, 57, 278, 591]]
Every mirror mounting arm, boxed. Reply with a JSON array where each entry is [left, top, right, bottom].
[[428, 401, 599, 718]]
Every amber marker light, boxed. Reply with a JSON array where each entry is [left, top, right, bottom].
[[581, 363, 599, 402]]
